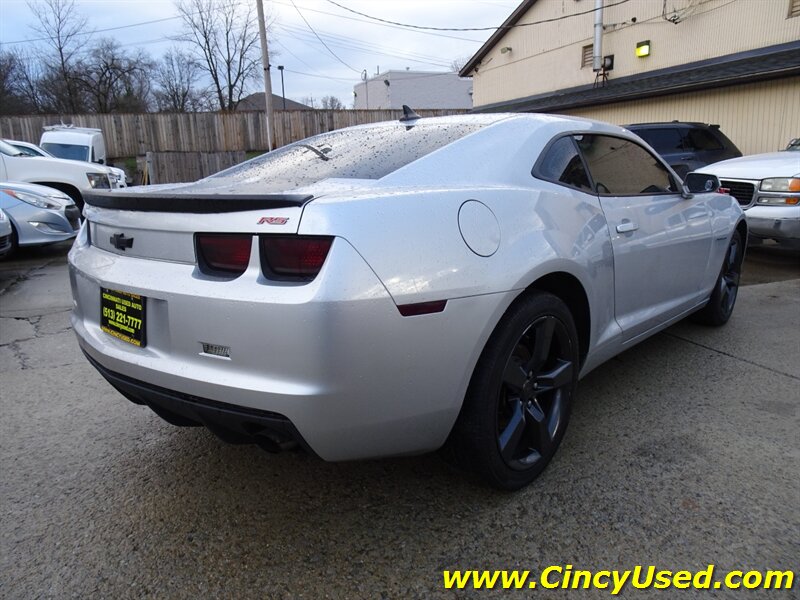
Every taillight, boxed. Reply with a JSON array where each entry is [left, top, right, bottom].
[[196, 234, 252, 276], [260, 235, 333, 280]]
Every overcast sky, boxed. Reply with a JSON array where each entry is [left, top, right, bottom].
[[0, 0, 520, 107]]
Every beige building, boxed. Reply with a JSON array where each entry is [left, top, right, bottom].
[[461, 0, 800, 154]]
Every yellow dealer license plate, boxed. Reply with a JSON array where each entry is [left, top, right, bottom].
[[100, 288, 146, 347]]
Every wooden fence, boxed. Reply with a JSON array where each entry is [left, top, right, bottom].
[[0, 109, 469, 160], [144, 151, 246, 184]]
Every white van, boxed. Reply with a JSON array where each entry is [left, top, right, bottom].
[[39, 126, 128, 187]]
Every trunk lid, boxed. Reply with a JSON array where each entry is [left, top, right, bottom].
[[85, 192, 308, 263]]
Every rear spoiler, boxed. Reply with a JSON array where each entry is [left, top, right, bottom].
[[84, 192, 314, 213]]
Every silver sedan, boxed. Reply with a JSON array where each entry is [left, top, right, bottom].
[[69, 113, 746, 489], [0, 182, 81, 252]]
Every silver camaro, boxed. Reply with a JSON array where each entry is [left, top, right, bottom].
[[69, 113, 746, 489]]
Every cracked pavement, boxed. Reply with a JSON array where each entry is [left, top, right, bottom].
[[0, 242, 798, 599]]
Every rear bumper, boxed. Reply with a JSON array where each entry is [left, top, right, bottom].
[[83, 349, 313, 453], [70, 234, 514, 461]]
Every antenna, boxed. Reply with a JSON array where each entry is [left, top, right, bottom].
[[399, 105, 421, 122]]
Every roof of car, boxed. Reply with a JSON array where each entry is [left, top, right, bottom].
[[40, 130, 102, 143], [3, 139, 35, 146], [625, 122, 712, 128]]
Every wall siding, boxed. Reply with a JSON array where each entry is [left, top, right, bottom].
[[471, 0, 800, 108], [559, 77, 800, 155]]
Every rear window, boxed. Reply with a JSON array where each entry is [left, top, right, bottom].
[[207, 122, 486, 192], [534, 136, 592, 191], [685, 128, 723, 151], [634, 128, 684, 154]]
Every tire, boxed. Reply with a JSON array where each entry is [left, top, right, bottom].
[[692, 230, 743, 326], [446, 292, 579, 490], [3, 223, 19, 258]]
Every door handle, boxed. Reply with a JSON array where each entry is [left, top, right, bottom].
[[616, 221, 639, 233]]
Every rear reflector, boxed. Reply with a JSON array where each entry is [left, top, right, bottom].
[[196, 234, 252, 276], [260, 235, 333, 280], [397, 300, 447, 317]]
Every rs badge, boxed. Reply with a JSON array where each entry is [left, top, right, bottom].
[[258, 217, 289, 225]]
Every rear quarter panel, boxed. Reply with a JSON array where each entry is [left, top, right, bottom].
[[299, 184, 617, 376]]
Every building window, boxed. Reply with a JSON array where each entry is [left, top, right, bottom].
[[790, 0, 800, 17], [581, 44, 593, 68]]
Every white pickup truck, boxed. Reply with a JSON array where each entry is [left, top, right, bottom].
[[6, 138, 127, 189], [0, 138, 111, 211]]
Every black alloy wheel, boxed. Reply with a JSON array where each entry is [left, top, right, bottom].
[[446, 292, 579, 490], [497, 315, 573, 471], [692, 230, 743, 326]]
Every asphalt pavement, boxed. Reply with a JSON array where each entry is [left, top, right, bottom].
[[1, 241, 798, 599]]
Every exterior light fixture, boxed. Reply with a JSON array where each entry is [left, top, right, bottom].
[[636, 40, 651, 58], [500, 46, 512, 54]]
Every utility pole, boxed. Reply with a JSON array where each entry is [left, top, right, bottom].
[[256, 0, 274, 150]]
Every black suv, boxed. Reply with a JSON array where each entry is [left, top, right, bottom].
[[625, 122, 742, 178]]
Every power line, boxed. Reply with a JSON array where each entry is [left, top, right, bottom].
[[270, 0, 484, 43], [276, 21, 453, 65], [289, 0, 361, 73], [323, 0, 632, 31], [275, 24, 453, 69], [2, 14, 184, 45], [272, 38, 322, 73], [283, 68, 355, 82]]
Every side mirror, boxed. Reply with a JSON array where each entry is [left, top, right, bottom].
[[97, 158, 105, 165], [684, 172, 720, 194]]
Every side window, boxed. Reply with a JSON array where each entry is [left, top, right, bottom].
[[634, 128, 684, 154], [534, 136, 592, 192], [576, 134, 676, 195], [685, 128, 723, 151]]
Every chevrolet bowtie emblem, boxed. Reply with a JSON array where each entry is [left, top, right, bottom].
[[110, 233, 134, 250]]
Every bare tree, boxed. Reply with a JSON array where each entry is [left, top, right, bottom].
[[174, 0, 263, 111], [3, 48, 47, 113], [320, 95, 344, 110], [153, 47, 210, 112], [450, 56, 470, 73], [27, 0, 90, 113], [0, 51, 27, 114], [77, 39, 153, 113]]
